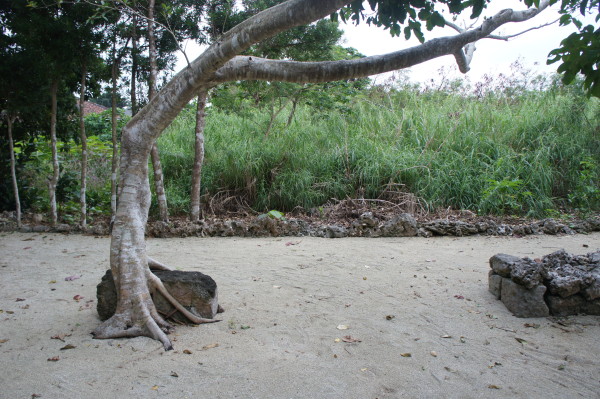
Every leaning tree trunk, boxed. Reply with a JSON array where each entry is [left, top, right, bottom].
[[79, 62, 88, 229], [147, 0, 169, 223], [48, 79, 60, 227], [190, 91, 207, 221], [7, 115, 21, 228]]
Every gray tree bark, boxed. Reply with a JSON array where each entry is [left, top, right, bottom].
[[79, 62, 88, 230], [93, 0, 550, 349], [130, 14, 139, 115], [190, 91, 207, 221], [148, 0, 169, 223], [48, 79, 59, 227], [6, 115, 21, 228], [111, 55, 119, 222]]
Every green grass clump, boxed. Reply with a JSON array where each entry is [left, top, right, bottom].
[[156, 81, 599, 217]]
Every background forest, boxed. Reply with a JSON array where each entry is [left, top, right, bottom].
[[1, 0, 599, 227]]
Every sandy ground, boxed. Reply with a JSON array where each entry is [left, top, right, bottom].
[[0, 232, 599, 399]]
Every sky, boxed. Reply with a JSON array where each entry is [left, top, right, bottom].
[[174, 1, 589, 85]]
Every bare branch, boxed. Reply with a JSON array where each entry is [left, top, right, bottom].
[[486, 18, 559, 41], [444, 2, 552, 72]]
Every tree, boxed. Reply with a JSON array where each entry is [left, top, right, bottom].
[[190, 90, 207, 221], [91, 0, 559, 350]]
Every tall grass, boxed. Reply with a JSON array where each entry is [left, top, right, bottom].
[[157, 81, 600, 217]]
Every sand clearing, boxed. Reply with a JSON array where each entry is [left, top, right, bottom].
[[0, 231, 599, 398]]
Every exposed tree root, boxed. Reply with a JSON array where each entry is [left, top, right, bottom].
[[92, 302, 174, 350], [147, 271, 221, 324], [93, 260, 219, 350], [148, 257, 173, 271]]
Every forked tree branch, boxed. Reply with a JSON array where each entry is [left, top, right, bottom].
[[212, 0, 551, 81]]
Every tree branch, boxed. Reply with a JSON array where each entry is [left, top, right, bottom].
[[213, 0, 551, 81]]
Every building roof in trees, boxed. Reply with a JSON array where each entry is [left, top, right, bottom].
[[81, 101, 108, 116]]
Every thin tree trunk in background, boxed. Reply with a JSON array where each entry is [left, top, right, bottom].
[[79, 62, 88, 229], [148, 0, 169, 223], [148, 0, 158, 103], [130, 14, 138, 115], [7, 115, 21, 228], [48, 79, 59, 226], [286, 97, 298, 126], [150, 144, 168, 222], [110, 41, 120, 223], [190, 91, 207, 221]]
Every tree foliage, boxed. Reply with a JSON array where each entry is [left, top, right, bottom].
[[548, 0, 600, 96]]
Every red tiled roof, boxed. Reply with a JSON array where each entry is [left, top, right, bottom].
[[82, 101, 108, 116]]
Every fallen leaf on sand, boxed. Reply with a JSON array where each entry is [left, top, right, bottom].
[[400, 353, 412, 357], [47, 356, 60, 362], [285, 241, 300, 246], [360, 368, 368, 372], [488, 385, 501, 389], [385, 315, 395, 320], [16, 298, 26, 302], [151, 385, 159, 391], [183, 349, 192, 354], [65, 275, 80, 281], [170, 371, 179, 377], [515, 337, 527, 345], [60, 344, 76, 350], [49, 280, 56, 284], [454, 295, 464, 300], [334, 338, 341, 343], [31, 394, 41, 398], [342, 336, 361, 343], [73, 295, 84, 301], [51, 333, 72, 342], [202, 343, 219, 350], [524, 323, 540, 329], [337, 324, 349, 330], [23, 247, 31, 250], [0, 339, 8, 344]]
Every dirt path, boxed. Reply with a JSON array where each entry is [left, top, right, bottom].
[[0, 232, 599, 399]]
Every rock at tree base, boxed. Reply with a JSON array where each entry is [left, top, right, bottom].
[[97, 270, 221, 323], [489, 249, 600, 317]]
